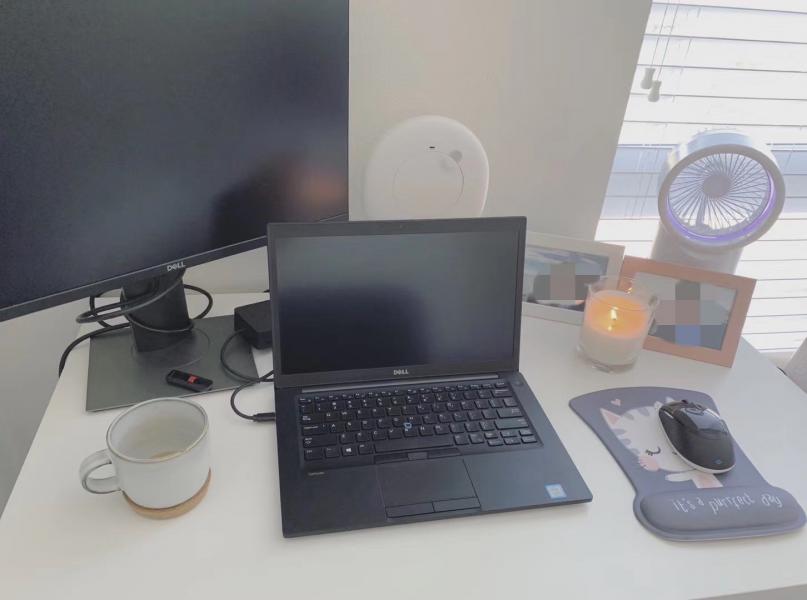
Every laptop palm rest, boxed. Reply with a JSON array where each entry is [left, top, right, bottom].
[[377, 458, 480, 518]]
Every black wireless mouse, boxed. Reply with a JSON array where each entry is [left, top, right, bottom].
[[658, 399, 735, 474]]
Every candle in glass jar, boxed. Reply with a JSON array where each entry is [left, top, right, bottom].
[[579, 290, 653, 367]]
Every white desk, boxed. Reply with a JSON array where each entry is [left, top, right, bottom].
[[2, 293, 807, 600]]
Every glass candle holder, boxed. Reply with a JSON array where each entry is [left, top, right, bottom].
[[577, 276, 658, 372]]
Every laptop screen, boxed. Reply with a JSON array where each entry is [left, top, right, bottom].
[[269, 218, 524, 387]]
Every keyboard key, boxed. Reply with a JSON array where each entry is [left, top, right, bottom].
[[434, 424, 449, 435], [404, 427, 418, 438], [452, 412, 467, 422], [450, 423, 465, 434], [387, 428, 403, 439], [328, 422, 346, 434], [387, 407, 402, 417], [493, 389, 512, 398], [299, 404, 313, 414], [371, 407, 385, 418], [325, 446, 340, 458], [501, 430, 518, 438], [454, 434, 469, 445], [496, 417, 529, 430], [464, 422, 480, 432], [504, 437, 521, 445], [460, 400, 474, 410], [480, 420, 495, 431], [417, 404, 430, 414], [468, 410, 482, 421], [469, 433, 485, 444], [342, 445, 357, 457], [482, 409, 497, 420], [339, 432, 356, 444], [463, 391, 477, 401], [419, 425, 434, 436], [522, 436, 538, 444], [423, 414, 437, 425], [488, 439, 504, 447], [361, 419, 374, 430], [375, 437, 452, 453], [478, 390, 492, 399], [438, 412, 452, 423], [482, 383, 494, 389], [356, 431, 371, 443], [301, 413, 324, 425], [324, 411, 339, 422], [303, 434, 337, 448], [497, 407, 523, 419], [519, 429, 533, 436], [302, 424, 327, 436], [345, 420, 361, 432], [304, 448, 323, 460], [372, 429, 388, 441], [490, 398, 504, 408], [475, 399, 490, 409], [470, 384, 481, 390], [358, 443, 374, 455], [299, 397, 313, 404], [484, 431, 498, 439], [494, 382, 507, 388], [504, 398, 518, 407]]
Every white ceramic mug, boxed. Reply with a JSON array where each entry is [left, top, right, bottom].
[[79, 397, 210, 509]]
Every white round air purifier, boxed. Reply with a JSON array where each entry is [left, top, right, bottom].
[[651, 130, 785, 274], [363, 115, 489, 219]]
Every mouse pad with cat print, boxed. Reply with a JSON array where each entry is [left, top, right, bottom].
[[570, 387, 805, 541]]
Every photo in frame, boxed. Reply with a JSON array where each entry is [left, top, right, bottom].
[[619, 256, 756, 367], [522, 233, 624, 324]]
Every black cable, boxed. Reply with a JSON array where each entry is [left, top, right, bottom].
[[58, 323, 130, 376], [219, 329, 266, 382], [88, 294, 114, 328], [58, 284, 214, 376], [229, 372, 275, 423], [222, 329, 275, 422], [75, 274, 184, 323]]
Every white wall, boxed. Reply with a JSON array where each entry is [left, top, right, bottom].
[[0, 0, 650, 514]]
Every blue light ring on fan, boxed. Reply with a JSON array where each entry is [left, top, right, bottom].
[[657, 137, 785, 251]]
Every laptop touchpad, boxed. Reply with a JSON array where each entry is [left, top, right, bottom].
[[377, 459, 479, 517]]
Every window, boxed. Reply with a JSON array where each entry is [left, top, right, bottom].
[[597, 0, 807, 355]]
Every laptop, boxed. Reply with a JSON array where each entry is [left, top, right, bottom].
[[267, 217, 591, 537]]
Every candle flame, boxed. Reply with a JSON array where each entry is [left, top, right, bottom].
[[607, 306, 618, 331]]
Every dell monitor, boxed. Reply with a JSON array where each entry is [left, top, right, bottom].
[[0, 1, 349, 410]]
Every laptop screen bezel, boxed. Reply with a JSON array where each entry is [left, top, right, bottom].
[[267, 217, 525, 389]]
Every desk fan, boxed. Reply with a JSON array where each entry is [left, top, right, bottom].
[[651, 130, 785, 273]]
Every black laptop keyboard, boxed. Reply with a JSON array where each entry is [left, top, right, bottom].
[[297, 380, 541, 468]]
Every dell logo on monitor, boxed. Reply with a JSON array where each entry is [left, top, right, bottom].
[[393, 369, 409, 376], [166, 261, 186, 272]]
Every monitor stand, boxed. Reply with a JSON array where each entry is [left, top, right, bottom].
[[85, 273, 258, 412]]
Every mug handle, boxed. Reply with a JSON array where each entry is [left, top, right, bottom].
[[79, 449, 120, 494]]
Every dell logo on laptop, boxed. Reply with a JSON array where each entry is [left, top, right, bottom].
[[166, 261, 186, 272], [393, 368, 409, 376]]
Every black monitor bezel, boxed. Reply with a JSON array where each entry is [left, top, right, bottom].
[[0, 211, 348, 322], [267, 217, 526, 390]]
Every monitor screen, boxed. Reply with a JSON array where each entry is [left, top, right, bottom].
[[272, 226, 522, 380], [0, 1, 348, 320]]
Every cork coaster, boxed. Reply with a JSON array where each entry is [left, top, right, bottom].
[[124, 470, 211, 519]]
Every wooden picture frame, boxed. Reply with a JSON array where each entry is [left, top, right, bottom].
[[522, 233, 624, 324], [619, 256, 756, 367]]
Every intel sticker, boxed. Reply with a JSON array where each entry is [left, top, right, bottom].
[[545, 483, 567, 500]]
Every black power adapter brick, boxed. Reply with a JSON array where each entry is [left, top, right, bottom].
[[233, 300, 273, 349]]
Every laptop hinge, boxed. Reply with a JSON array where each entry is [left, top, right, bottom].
[[301, 373, 499, 394]]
